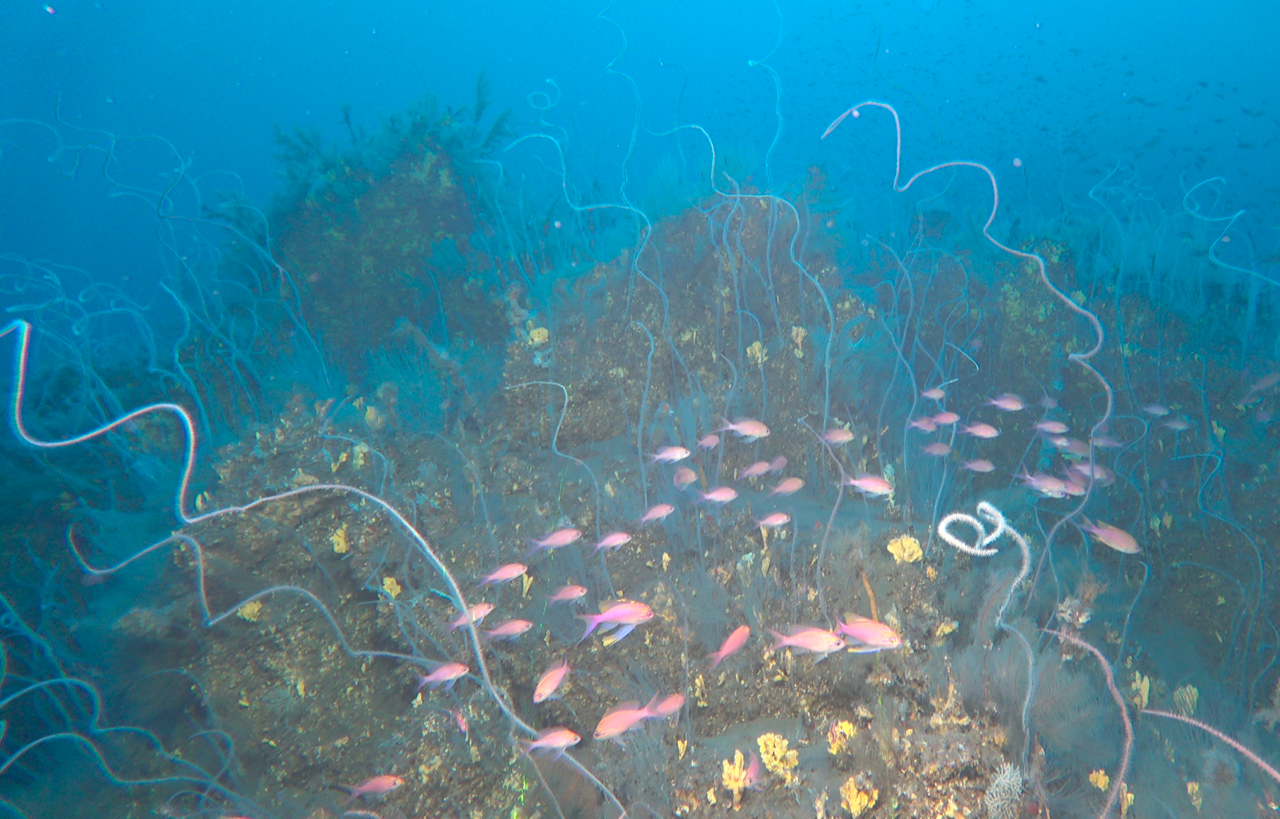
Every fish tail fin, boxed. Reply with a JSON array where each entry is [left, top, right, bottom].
[[577, 614, 598, 642], [767, 629, 789, 650]]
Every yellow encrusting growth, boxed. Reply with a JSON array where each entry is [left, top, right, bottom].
[[839, 778, 877, 817], [236, 600, 263, 622], [331, 524, 349, 554], [757, 733, 798, 785], [887, 534, 923, 564], [721, 750, 748, 810], [826, 720, 857, 755], [382, 576, 402, 598]]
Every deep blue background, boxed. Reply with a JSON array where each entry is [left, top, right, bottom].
[[2, 0, 1276, 298]]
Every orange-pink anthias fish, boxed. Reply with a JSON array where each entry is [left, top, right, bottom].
[[767, 626, 846, 660], [708, 624, 751, 668], [593, 693, 685, 741], [835, 615, 903, 653], [547, 584, 588, 604], [448, 602, 495, 631], [844, 473, 892, 497], [578, 599, 655, 643], [638, 503, 676, 525], [526, 527, 583, 555], [986, 393, 1024, 412], [483, 618, 534, 641], [533, 657, 571, 703], [478, 562, 527, 587], [717, 417, 771, 441], [769, 477, 805, 496], [415, 661, 468, 691], [520, 727, 581, 755], [341, 775, 404, 803], [1080, 517, 1140, 554]]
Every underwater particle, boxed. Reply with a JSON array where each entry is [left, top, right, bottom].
[[826, 720, 857, 755], [353, 442, 370, 469], [935, 620, 959, 638], [925, 565, 938, 580], [757, 733, 798, 785], [1089, 769, 1110, 791], [982, 763, 1023, 819], [838, 778, 877, 818], [662, 552, 671, 572], [677, 739, 687, 759], [331, 450, 349, 473], [886, 534, 922, 564], [1186, 780, 1201, 811], [706, 788, 717, 806], [296, 678, 306, 698], [722, 749, 748, 810], [331, 524, 349, 555], [521, 573, 534, 598], [746, 340, 768, 365], [1173, 684, 1199, 717], [527, 326, 550, 347], [382, 576, 402, 599], [237, 600, 263, 622], [195, 491, 211, 512], [791, 325, 807, 354]]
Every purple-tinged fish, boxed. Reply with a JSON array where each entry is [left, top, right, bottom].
[[961, 422, 1000, 439], [638, 503, 675, 525], [844, 473, 892, 497], [823, 428, 854, 444], [768, 626, 847, 660], [483, 618, 534, 641], [593, 531, 633, 553], [547, 584, 588, 604], [931, 411, 960, 426], [716, 417, 771, 442], [526, 527, 583, 555], [755, 512, 790, 529], [415, 662, 469, 691], [769, 477, 805, 496], [533, 657, 570, 703], [986, 393, 1025, 412], [708, 624, 751, 668], [767, 456, 788, 473], [673, 467, 698, 489], [478, 562, 527, 587], [699, 486, 738, 504], [593, 699, 656, 742], [908, 417, 938, 433], [341, 775, 405, 804], [1142, 403, 1170, 417], [1079, 517, 1140, 554], [835, 615, 902, 652], [921, 387, 946, 401], [737, 461, 772, 480], [649, 446, 692, 464], [578, 599, 655, 643], [520, 727, 581, 755], [923, 442, 951, 457], [961, 459, 995, 473], [1034, 420, 1070, 435], [697, 433, 721, 449], [448, 602, 495, 631]]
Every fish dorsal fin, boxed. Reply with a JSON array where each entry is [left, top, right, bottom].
[[602, 701, 641, 718]]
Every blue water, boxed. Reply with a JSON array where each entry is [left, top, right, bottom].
[[1, 1, 1278, 817]]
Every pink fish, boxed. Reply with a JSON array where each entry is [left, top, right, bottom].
[[547, 584, 588, 604], [699, 486, 738, 504], [1034, 420, 1070, 434], [673, 467, 698, 489], [717, 417, 771, 441], [744, 751, 762, 791], [769, 477, 805, 496], [755, 512, 790, 528], [697, 433, 721, 449], [1163, 416, 1193, 431], [527, 527, 583, 555], [1017, 469, 1068, 498], [1059, 477, 1087, 497], [415, 662, 469, 691], [823, 428, 854, 444], [931, 411, 960, 426], [923, 442, 951, 457], [478, 562, 527, 587], [533, 657, 571, 703], [593, 699, 657, 741], [961, 459, 995, 473], [578, 599, 655, 642], [708, 624, 751, 668], [844, 473, 892, 496], [1066, 462, 1115, 484], [484, 619, 534, 641], [908, 417, 938, 433], [767, 456, 788, 473], [1248, 372, 1280, 394], [448, 602, 495, 631], [341, 775, 405, 803], [1142, 403, 1170, 417], [1091, 434, 1124, 448], [986, 393, 1024, 412], [836, 615, 902, 652], [594, 531, 633, 553], [921, 387, 946, 400], [961, 422, 1000, 439], [520, 727, 581, 755], [648, 692, 685, 718], [1080, 518, 1140, 554], [737, 461, 773, 480], [649, 446, 692, 464], [768, 626, 846, 660], [452, 707, 469, 735], [638, 503, 675, 525], [1048, 436, 1091, 457]]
